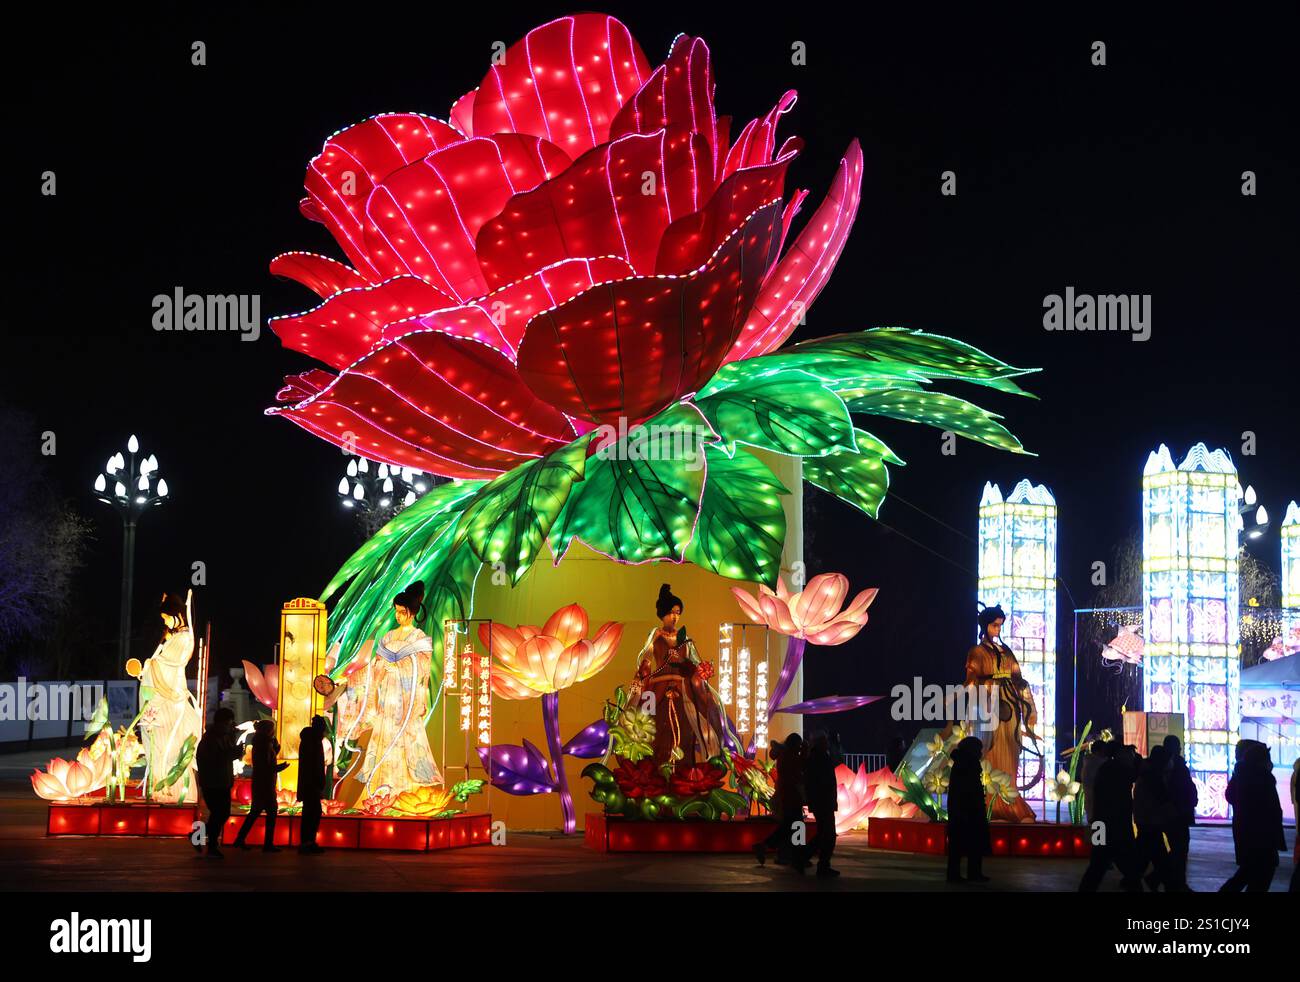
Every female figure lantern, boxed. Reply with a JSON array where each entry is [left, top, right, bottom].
[[138, 592, 202, 803], [966, 604, 1040, 822], [630, 584, 729, 765], [330, 581, 442, 798]]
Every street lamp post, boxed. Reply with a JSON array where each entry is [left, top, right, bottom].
[[336, 456, 436, 535], [93, 434, 168, 665]]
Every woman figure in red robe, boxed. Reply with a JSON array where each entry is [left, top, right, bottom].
[[629, 584, 729, 765]]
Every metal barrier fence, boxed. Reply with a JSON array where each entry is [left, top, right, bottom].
[[841, 753, 887, 772]]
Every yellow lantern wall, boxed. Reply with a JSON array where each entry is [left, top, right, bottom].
[[277, 597, 328, 792], [433, 450, 805, 830]]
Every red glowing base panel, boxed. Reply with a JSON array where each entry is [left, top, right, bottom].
[[46, 803, 493, 852], [584, 812, 819, 852], [866, 816, 1092, 858]]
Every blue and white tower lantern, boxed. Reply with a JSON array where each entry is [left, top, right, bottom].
[[1141, 443, 1239, 819], [978, 479, 1057, 807]]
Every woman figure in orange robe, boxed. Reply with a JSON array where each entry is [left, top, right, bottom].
[[966, 605, 1040, 822]]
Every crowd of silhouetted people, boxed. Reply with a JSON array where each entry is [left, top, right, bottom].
[[1078, 734, 1293, 892], [751, 727, 1295, 891], [752, 730, 844, 876], [192, 707, 328, 859]]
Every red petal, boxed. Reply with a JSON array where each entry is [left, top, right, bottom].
[[476, 128, 710, 286], [270, 252, 367, 300], [449, 89, 476, 137], [471, 14, 650, 157], [714, 116, 732, 180], [268, 331, 575, 478], [271, 276, 457, 369], [275, 370, 335, 403], [363, 134, 570, 302], [610, 35, 716, 155], [303, 113, 465, 280], [654, 139, 801, 273], [723, 91, 798, 176], [726, 141, 863, 363], [777, 189, 811, 256], [516, 201, 783, 424], [397, 257, 636, 359]]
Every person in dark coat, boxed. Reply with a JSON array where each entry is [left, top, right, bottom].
[[1219, 740, 1286, 892], [194, 707, 242, 858], [297, 715, 328, 854], [946, 736, 990, 883], [232, 719, 288, 852], [886, 735, 909, 773], [1290, 758, 1299, 894], [800, 732, 840, 876], [827, 729, 845, 769], [752, 733, 805, 868], [1161, 734, 1197, 891], [1078, 741, 1142, 891], [1133, 745, 1174, 890]]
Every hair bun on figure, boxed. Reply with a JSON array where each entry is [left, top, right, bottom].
[[655, 583, 683, 619], [395, 580, 426, 615]]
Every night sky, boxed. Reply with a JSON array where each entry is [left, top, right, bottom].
[[10, 6, 1297, 756]]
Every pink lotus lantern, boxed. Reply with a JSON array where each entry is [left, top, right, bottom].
[[241, 661, 280, 710], [31, 748, 111, 801], [833, 763, 919, 834], [731, 572, 877, 720]]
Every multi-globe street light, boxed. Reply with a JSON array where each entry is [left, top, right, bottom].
[[336, 457, 436, 535], [93, 435, 168, 664]]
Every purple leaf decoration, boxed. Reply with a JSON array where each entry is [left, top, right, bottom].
[[561, 719, 610, 759], [774, 695, 883, 714], [476, 739, 558, 795]]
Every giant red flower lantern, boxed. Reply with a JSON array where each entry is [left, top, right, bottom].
[[267, 14, 860, 476], [291, 14, 1038, 702]]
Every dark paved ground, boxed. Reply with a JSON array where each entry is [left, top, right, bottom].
[[3, 777, 1294, 892]]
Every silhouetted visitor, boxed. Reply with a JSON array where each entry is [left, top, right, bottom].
[[1080, 737, 1107, 827], [1161, 734, 1197, 891], [886, 735, 909, 772], [946, 736, 990, 883], [1219, 740, 1285, 892], [233, 719, 289, 852], [194, 707, 241, 859], [1134, 744, 1174, 890], [1291, 758, 1299, 893], [1079, 740, 1141, 891], [753, 733, 805, 869], [297, 715, 328, 854], [800, 732, 840, 877], [827, 729, 844, 768]]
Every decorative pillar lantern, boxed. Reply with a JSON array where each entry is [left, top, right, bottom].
[[1142, 443, 1239, 819], [277, 598, 328, 791], [977, 479, 1057, 806], [717, 623, 733, 706], [1283, 501, 1300, 650]]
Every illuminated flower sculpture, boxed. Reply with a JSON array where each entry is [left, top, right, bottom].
[[833, 763, 920, 834], [731, 572, 878, 722], [32, 750, 111, 801], [475, 604, 623, 833], [241, 661, 280, 710], [280, 15, 1038, 829]]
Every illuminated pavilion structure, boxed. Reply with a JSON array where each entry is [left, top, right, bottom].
[[1141, 443, 1239, 819], [977, 479, 1057, 808]]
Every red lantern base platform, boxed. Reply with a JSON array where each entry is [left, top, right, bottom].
[[46, 802, 493, 852], [584, 812, 819, 852], [866, 816, 1092, 858]]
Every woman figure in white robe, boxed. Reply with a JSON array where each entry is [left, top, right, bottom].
[[327, 580, 442, 799], [138, 591, 201, 803]]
